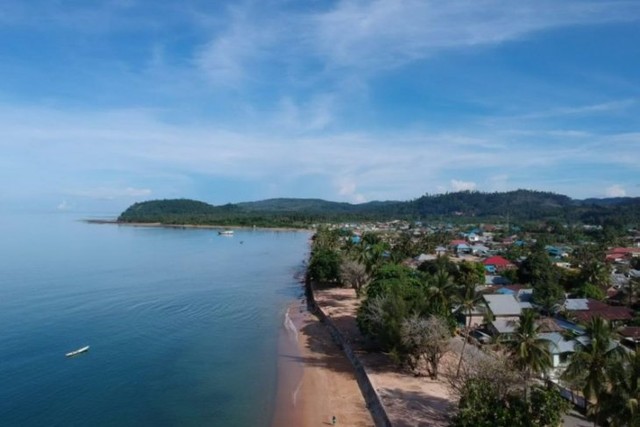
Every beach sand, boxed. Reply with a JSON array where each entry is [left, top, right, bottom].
[[271, 298, 374, 427]]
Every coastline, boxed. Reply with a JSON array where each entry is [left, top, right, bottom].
[[271, 298, 374, 427], [84, 219, 312, 233]]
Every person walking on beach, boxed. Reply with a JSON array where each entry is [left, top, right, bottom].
[[332, 415, 337, 425]]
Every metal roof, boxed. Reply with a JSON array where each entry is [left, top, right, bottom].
[[484, 294, 522, 316]]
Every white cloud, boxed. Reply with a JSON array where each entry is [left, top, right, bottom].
[[274, 95, 335, 132], [69, 187, 152, 200], [0, 104, 639, 203], [605, 184, 627, 197], [335, 177, 367, 203], [193, 1, 640, 84], [450, 179, 477, 192], [195, 5, 281, 86], [312, 0, 640, 70]]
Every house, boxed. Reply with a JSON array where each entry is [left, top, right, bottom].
[[483, 292, 533, 340], [563, 298, 634, 324], [605, 247, 640, 263], [415, 253, 437, 263], [620, 326, 640, 349], [539, 332, 578, 369], [489, 318, 519, 341], [545, 245, 569, 258], [435, 246, 447, 256], [484, 275, 511, 286], [455, 243, 472, 255], [471, 243, 490, 256], [483, 256, 515, 272], [467, 232, 481, 243]]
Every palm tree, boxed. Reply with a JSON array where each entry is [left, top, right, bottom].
[[455, 282, 480, 377], [562, 317, 624, 426], [508, 310, 552, 401], [356, 242, 386, 274], [427, 266, 456, 317], [599, 349, 640, 427]]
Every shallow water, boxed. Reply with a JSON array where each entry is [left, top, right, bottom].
[[0, 213, 309, 426]]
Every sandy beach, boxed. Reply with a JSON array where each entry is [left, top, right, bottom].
[[271, 297, 374, 427], [313, 286, 456, 427]]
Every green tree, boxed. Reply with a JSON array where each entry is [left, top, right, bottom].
[[452, 379, 568, 427], [357, 264, 427, 357], [307, 247, 341, 283], [455, 283, 481, 377], [562, 317, 624, 426], [426, 266, 457, 318], [580, 261, 610, 291], [575, 282, 606, 300], [599, 349, 640, 427], [507, 310, 552, 401], [456, 261, 485, 288]]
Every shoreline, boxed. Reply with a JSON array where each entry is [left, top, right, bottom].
[[84, 219, 313, 233], [271, 297, 374, 427]]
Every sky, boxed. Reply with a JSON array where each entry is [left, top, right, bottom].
[[1, 0, 639, 213]]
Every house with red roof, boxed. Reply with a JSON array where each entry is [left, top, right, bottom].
[[605, 247, 640, 262], [483, 256, 515, 272], [564, 298, 633, 324]]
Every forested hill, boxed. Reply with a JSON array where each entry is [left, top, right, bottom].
[[117, 190, 640, 227]]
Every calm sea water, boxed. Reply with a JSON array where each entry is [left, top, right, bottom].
[[0, 213, 310, 426]]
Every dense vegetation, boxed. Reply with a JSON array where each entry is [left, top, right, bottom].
[[117, 190, 640, 227]]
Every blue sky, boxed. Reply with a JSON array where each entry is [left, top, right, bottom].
[[1, 0, 639, 213]]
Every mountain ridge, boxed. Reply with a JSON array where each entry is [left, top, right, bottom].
[[117, 190, 640, 227]]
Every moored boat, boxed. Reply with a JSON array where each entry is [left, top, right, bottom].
[[65, 345, 90, 357]]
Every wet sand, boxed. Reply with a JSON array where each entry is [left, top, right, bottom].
[[271, 298, 373, 427]]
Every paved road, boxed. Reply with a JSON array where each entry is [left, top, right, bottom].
[[563, 410, 592, 427]]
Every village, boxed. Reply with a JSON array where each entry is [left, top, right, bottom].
[[305, 219, 640, 427]]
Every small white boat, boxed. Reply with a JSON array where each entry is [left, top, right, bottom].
[[65, 345, 90, 357], [218, 230, 234, 236]]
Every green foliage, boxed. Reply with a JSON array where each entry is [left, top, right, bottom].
[[457, 261, 485, 288], [598, 349, 640, 427], [307, 248, 341, 283], [562, 317, 625, 425], [452, 379, 569, 427], [574, 282, 606, 300], [507, 311, 552, 401], [519, 244, 564, 313]]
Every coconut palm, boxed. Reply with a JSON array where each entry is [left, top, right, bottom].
[[507, 310, 552, 401], [427, 266, 456, 317], [455, 282, 481, 377], [562, 316, 624, 426], [599, 349, 640, 427]]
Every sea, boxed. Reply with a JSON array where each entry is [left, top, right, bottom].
[[0, 213, 310, 426]]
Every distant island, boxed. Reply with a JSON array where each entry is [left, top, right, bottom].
[[116, 190, 640, 228]]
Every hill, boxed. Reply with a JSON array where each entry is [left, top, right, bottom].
[[117, 190, 640, 227]]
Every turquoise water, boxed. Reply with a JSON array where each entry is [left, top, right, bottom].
[[0, 214, 310, 426]]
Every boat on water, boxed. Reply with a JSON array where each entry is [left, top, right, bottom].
[[218, 230, 234, 236], [65, 346, 90, 357]]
